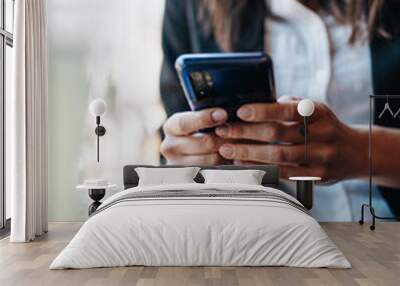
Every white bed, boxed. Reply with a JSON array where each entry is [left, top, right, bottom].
[[50, 183, 350, 269]]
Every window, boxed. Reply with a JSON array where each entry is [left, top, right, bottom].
[[0, 0, 13, 232]]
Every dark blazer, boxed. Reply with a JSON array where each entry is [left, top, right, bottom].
[[159, 0, 400, 215]]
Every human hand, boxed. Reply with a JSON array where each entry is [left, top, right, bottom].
[[214, 98, 368, 182], [161, 108, 230, 165]]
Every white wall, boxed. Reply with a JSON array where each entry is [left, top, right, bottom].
[[48, 0, 166, 221]]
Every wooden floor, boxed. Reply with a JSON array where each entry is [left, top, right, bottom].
[[0, 222, 399, 286]]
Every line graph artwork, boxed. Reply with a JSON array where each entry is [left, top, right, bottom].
[[378, 102, 395, 119], [377, 95, 400, 119], [374, 95, 400, 128], [394, 107, 400, 118]]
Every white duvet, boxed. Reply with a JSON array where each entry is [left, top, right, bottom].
[[50, 183, 350, 269]]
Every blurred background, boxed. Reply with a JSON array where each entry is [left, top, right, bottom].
[[48, 0, 166, 221]]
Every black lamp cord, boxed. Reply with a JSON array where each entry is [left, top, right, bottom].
[[304, 116, 309, 164], [96, 116, 100, 162]]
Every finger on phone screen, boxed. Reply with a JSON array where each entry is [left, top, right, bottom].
[[237, 102, 302, 123], [163, 108, 228, 135]]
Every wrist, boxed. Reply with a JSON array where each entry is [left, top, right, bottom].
[[371, 126, 394, 180], [346, 126, 369, 179]]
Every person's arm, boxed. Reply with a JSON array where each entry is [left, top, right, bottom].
[[214, 98, 400, 188], [159, 0, 230, 166], [160, 0, 191, 117]]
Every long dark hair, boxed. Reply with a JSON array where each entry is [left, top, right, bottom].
[[199, 0, 386, 51]]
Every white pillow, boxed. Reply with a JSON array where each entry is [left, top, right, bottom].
[[200, 169, 266, 185], [135, 167, 200, 186]]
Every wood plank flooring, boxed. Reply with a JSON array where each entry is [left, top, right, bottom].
[[0, 222, 399, 286]]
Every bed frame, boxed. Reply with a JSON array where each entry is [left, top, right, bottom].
[[123, 165, 313, 209]]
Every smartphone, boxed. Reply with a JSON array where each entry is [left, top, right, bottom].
[[175, 52, 276, 122]]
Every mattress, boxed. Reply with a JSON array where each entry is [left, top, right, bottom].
[[50, 183, 350, 269]]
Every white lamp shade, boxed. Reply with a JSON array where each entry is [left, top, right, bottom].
[[89, 99, 107, 117], [297, 99, 315, 117]]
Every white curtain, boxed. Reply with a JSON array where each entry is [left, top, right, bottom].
[[9, 0, 48, 242]]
